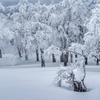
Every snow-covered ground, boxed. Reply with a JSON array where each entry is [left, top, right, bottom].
[[0, 63, 100, 100]]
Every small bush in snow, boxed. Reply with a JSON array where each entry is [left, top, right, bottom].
[[54, 57, 87, 92]]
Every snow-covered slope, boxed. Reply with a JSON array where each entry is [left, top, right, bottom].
[[0, 65, 100, 100]]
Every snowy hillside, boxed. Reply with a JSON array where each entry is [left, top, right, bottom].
[[0, 65, 100, 100]]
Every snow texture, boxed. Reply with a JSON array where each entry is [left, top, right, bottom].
[[0, 64, 100, 100]]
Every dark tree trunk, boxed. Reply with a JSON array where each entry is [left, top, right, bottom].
[[73, 80, 87, 92], [85, 57, 88, 65], [75, 54, 77, 58], [40, 49, 45, 67], [64, 53, 67, 66], [25, 49, 28, 60], [52, 54, 56, 62], [64, 52, 68, 66], [75, 54, 78, 62], [0, 49, 2, 58], [92, 55, 99, 65], [97, 58, 99, 65], [17, 47, 22, 58], [18, 50, 22, 58], [70, 53, 73, 63], [36, 49, 39, 61], [60, 52, 64, 62]]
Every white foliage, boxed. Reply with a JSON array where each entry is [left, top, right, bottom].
[[0, 0, 98, 61], [44, 45, 61, 56], [84, 4, 100, 56], [54, 57, 85, 86], [69, 43, 85, 54], [54, 65, 73, 85], [73, 57, 85, 82]]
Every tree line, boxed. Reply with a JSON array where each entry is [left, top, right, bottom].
[[0, 0, 100, 67]]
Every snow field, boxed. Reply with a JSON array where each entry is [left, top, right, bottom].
[[0, 65, 100, 100]]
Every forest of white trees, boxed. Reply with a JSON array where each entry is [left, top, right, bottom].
[[0, 0, 100, 95], [0, 0, 100, 66]]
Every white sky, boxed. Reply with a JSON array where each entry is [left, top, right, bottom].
[[0, 0, 61, 6]]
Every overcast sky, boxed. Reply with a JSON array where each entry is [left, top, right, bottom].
[[0, 0, 61, 6]]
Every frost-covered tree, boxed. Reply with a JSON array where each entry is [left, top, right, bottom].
[[7, 0, 35, 60], [47, 0, 89, 66], [69, 43, 88, 65], [44, 45, 61, 62], [84, 4, 100, 65], [54, 56, 87, 92], [0, 13, 14, 58], [0, 0, 98, 67], [34, 23, 52, 67]]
